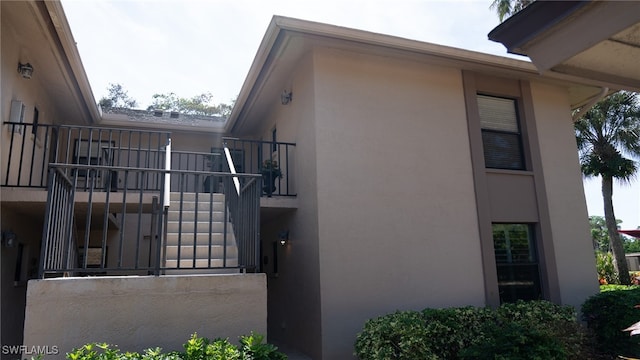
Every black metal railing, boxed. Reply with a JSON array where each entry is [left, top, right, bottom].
[[39, 163, 261, 277], [39, 166, 77, 276], [222, 137, 296, 197], [222, 145, 261, 270], [3, 122, 170, 189]]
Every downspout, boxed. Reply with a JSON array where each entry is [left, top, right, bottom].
[[571, 87, 609, 122]]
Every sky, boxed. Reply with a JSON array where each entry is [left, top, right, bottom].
[[61, 0, 640, 230]]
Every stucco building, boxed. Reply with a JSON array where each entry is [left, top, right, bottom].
[[3, 1, 639, 359]]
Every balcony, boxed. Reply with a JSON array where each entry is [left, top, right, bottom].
[[2, 122, 297, 277]]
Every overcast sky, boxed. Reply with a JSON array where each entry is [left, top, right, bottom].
[[61, 0, 640, 230]]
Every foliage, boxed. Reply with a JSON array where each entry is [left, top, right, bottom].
[[582, 287, 640, 357], [99, 83, 138, 110], [65, 333, 285, 360], [576, 91, 640, 285], [353, 310, 437, 360], [600, 284, 640, 292], [239, 332, 287, 360], [596, 251, 618, 284], [354, 300, 585, 360], [147, 92, 232, 117], [260, 160, 281, 175], [459, 321, 566, 360], [490, 0, 533, 21], [590, 216, 615, 252], [626, 237, 640, 253]]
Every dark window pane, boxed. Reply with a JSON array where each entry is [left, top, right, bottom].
[[492, 224, 541, 303], [497, 264, 541, 303], [482, 131, 524, 170]]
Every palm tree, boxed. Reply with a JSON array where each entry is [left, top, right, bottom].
[[576, 92, 640, 285], [490, 0, 533, 21]]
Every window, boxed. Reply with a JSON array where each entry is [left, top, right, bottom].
[[478, 95, 525, 170], [493, 224, 541, 303]]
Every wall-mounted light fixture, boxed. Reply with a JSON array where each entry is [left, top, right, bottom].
[[17, 62, 34, 79], [281, 90, 292, 105], [278, 230, 289, 246], [2, 231, 17, 248]]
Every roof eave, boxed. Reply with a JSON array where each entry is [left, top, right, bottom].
[[44, 1, 100, 125], [488, 1, 589, 55]]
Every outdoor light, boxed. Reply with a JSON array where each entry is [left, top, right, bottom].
[[2, 231, 17, 248], [278, 230, 289, 246], [281, 90, 292, 105], [17, 62, 34, 79]]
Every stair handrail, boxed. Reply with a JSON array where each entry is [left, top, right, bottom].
[[223, 146, 240, 195], [164, 138, 171, 207]]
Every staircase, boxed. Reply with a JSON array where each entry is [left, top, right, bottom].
[[164, 192, 239, 274]]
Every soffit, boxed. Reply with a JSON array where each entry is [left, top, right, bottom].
[[551, 23, 640, 89], [489, 1, 640, 92], [1, 1, 98, 125]]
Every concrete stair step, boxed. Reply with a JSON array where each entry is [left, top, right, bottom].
[[169, 201, 225, 212], [166, 220, 232, 233], [167, 210, 227, 222], [170, 192, 225, 202], [165, 258, 239, 269], [165, 244, 238, 259], [165, 232, 235, 246]]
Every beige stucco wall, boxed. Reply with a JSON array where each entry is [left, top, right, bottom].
[[2, 4, 75, 353], [312, 48, 485, 359], [259, 53, 323, 359], [530, 81, 599, 307], [23, 274, 267, 355], [2, 5, 61, 188]]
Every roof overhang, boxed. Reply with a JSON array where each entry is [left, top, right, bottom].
[[2, 1, 100, 125], [227, 15, 629, 135], [489, 1, 640, 92]]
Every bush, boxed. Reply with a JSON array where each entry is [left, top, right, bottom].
[[65, 332, 286, 360], [596, 251, 618, 284], [354, 301, 585, 360], [353, 310, 437, 360], [459, 321, 566, 360], [582, 287, 640, 357]]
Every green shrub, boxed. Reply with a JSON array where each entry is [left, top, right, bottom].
[[354, 300, 586, 360], [459, 321, 566, 360], [582, 287, 640, 357], [420, 307, 493, 359], [596, 251, 618, 284], [353, 310, 437, 360], [65, 333, 286, 360], [495, 300, 584, 358]]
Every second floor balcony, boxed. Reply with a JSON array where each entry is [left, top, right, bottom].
[[2, 122, 296, 197]]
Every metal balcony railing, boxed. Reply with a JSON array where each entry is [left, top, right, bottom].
[[3, 122, 170, 189], [3, 122, 296, 197], [39, 164, 261, 277], [222, 137, 296, 197]]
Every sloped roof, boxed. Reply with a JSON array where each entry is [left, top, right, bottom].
[[489, 1, 640, 91], [227, 15, 627, 134]]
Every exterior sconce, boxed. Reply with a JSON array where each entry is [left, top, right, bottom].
[[278, 230, 289, 246], [17, 62, 34, 79], [2, 231, 17, 248], [281, 90, 292, 105]]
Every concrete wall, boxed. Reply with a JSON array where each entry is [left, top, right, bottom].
[[313, 48, 485, 358], [530, 81, 599, 306], [23, 274, 267, 355]]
